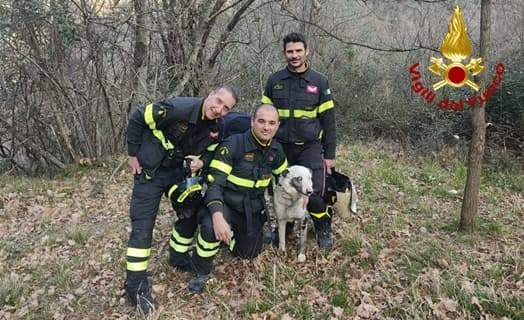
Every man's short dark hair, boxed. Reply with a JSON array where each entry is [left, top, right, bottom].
[[252, 104, 279, 120], [214, 85, 239, 104], [283, 32, 307, 50]]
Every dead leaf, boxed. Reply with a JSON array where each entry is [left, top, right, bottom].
[[356, 303, 379, 318], [333, 306, 344, 317]]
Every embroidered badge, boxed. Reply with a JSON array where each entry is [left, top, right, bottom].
[[219, 147, 229, 156], [178, 123, 188, 133], [209, 131, 219, 139], [273, 83, 284, 90], [244, 153, 255, 161], [306, 84, 318, 94]]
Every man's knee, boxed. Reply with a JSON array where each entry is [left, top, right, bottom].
[[233, 235, 263, 259], [129, 227, 153, 245]]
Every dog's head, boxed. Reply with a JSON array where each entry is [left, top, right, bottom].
[[279, 165, 313, 197]]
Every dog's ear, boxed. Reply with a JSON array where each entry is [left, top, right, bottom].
[[281, 169, 289, 178]]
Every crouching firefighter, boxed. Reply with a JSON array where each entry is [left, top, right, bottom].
[[124, 86, 237, 314], [187, 104, 287, 293]]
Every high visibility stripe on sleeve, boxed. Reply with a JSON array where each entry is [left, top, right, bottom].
[[144, 104, 156, 130], [318, 100, 334, 113], [126, 247, 151, 258], [207, 143, 218, 151], [126, 261, 149, 272], [261, 95, 273, 104], [210, 160, 232, 174], [272, 158, 288, 175], [144, 103, 175, 150]]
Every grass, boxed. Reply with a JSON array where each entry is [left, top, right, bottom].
[[0, 273, 23, 308], [0, 142, 522, 318], [66, 226, 90, 246]]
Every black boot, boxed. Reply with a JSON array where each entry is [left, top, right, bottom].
[[187, 274, 210, 294], [313, 215, 333, 250], [125, 277, 155, 314], [169, 251, 193, 272]]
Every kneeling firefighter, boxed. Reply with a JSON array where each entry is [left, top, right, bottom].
[[187, 104, 288, 293], [124, 87, 237, 314]]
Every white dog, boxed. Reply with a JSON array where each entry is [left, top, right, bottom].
[[272, 165, 313, 262]]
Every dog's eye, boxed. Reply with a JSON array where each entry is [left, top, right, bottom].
[[297, 176, 302, 182]]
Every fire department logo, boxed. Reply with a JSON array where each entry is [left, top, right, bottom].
[[428, 6, 483, 91], [408, 6, 505, 111]]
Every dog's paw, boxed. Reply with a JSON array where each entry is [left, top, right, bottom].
[[297, 253, 306, 263]]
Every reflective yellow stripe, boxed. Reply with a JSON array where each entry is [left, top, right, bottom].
[[126, 247, 151, 258], [210, 160, 232, 174], [144, 104, 156, 129], [318, 100, 334, 113], [272, 159, 288, 175], [177, 184, 202, 202], [167, 184, 178, 199], [172, 229, 193, 245], [169, 238, 190, 253], [227, 174, 271, 188], [278, 109, 290, 118], [127, 261, 148, 271], [152, 130, 174, 150], [207, 200, 222, 208], [197, 233, 220, 250], [207, 174, 215, 183], [207, 143, 218, 151], [309, 210, 329, 219], [196, 245, 219, 258], [294, 109, 318, 118], [144, 103, 174, 150], [228, 238, 236, 251], [278, 108, 318, 119], [261, 95, 273, 104]]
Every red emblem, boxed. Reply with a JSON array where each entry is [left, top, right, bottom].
[[209, 131, 219, 139], [306, 85, 318, 94]]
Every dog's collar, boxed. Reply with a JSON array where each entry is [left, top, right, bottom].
[[278, 180, 310, 197]]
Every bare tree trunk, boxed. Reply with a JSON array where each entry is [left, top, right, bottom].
[[460, 0, 491, 232]]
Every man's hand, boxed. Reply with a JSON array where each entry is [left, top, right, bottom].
[[212, 212, 232, 244], [185, 155, 204, 173], [324, 158, 335, 174], [128, 156, 142, 175]]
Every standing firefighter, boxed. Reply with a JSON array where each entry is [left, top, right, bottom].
[[125, 86, 237, 313], [262, 32, 337, 249], [187, 105, 287, 293]]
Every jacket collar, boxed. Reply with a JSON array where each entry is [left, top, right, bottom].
[[283, 63, 313, 81], [243, 130, 273, 153]]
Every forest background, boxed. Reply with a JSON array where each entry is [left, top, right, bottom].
[[0, 0, 522, 319]]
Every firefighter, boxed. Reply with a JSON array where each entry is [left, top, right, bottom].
[[261, 32, 337, 249], [124, 86, 237, 314], [187, 104, 287, 293]]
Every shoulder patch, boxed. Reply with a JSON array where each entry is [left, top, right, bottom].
[[273, 83, 284, 90], [219, 147, 229, 156], [243, 153, 255, 161]]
